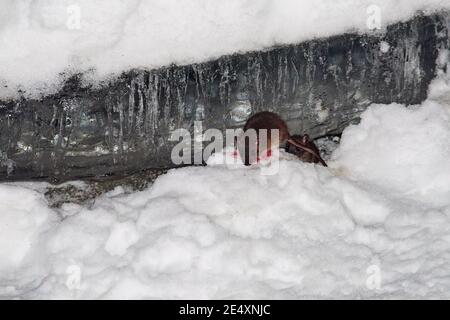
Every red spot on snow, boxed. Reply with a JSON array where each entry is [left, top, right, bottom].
[[230, 148, 272, 163], [257, 149, 273, 163]]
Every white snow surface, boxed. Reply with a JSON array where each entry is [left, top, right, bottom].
[[1, 67, 450, 299], [1, 0, 450, 99]]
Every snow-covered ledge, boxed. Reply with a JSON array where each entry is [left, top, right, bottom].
[[0, 13, 448, 181]]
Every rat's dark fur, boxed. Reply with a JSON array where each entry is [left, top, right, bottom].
[[285, 134, 323, 165]]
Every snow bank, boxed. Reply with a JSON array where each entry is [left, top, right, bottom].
[[1, 67, 450, 298], [0, 184, 56, 296], [0, 0, 449, 99], [332, 101, 450, 207]]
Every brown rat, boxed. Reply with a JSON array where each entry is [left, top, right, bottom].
[[238, 111, 327, 166], [285, 134, 324, 165]]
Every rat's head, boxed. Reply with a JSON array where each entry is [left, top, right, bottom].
[[236, 128, 266, 165], [239, 111, 290, 165]]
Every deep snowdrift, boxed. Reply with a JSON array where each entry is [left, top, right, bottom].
[[1, 0, 449, 99], [0, 66, 450, 299]]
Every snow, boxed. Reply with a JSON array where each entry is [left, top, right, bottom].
[[1, 66, 450, 299], [0, 0, 449, 99], [105, 222, 139, 257], [333, 101, 450, 207], [0, 184, 56, 296]]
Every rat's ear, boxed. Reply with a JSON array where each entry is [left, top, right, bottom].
[[302, 134, 309, 144]]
